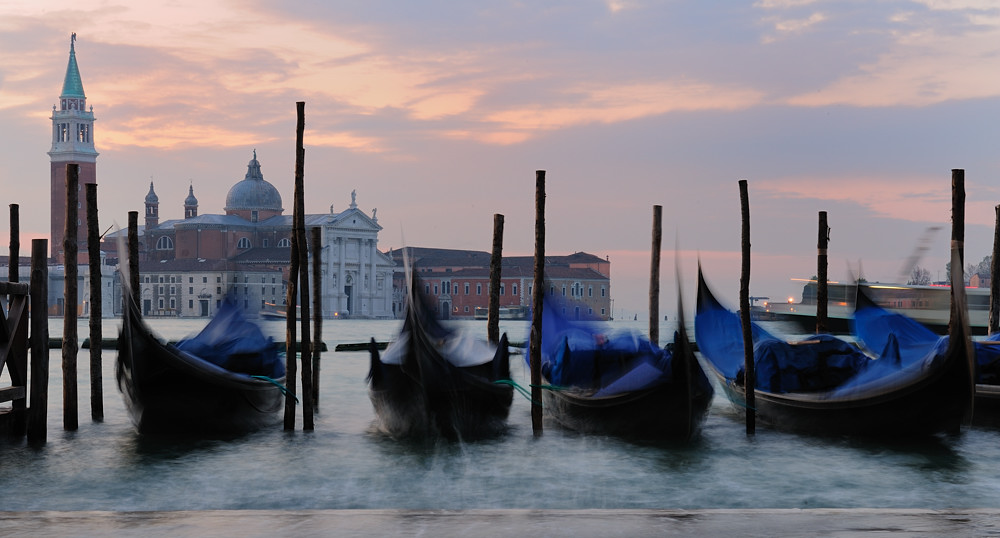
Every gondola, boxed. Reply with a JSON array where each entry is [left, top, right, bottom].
[[117, 292, 286, 435], [694, 261, 974, 436], [367, 273, 513, 440], [852, 283, 1000, 413], [532, 295, 713, 440]]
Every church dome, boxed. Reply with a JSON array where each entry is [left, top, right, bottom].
[[224, 151, 283, 212], [184, 184, 198, 206], [145, 182, 158, 204]]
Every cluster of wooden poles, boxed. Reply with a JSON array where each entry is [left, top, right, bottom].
[[11, 99, 1000, 444]]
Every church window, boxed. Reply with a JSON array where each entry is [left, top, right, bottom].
[[156, 236, 173, 250], [277, 238, 290, 247], [237, 237, 251, 249]]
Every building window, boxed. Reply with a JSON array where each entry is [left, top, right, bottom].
[[277, 238, 291, 247], [512, 284, 517, 296], [588, 286, 593, 297], [434, 285, 438, 295], [237, 237, 251, 249], [500, 284, 505, 296], [189, 300, 193, 308], [189, 277, 194, 283], [170, 298, 176, 309], [155, 236, 173, 250], [203, 277, 208, 283], [425, 284, 430, 295], [189, 287, 193, 294], [464, 306, 469, 312], [477, 283, 482, 296], [158, 298, 164, 309], [562, 286, 566, 296], [217, 287, 222, 294], [263, 239, 269, 247], [251, 210, 258, 223], [169, 286, 175, 294], [601, 287, 606, 297], [465, 283, 470, 295]]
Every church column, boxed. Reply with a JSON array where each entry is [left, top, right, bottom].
[[369, 239, 377, 317], [339, 236, 346, 314]]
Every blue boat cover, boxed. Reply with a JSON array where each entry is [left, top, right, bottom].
[[176, 297, 285, 378], [853, 288, 1000, 385], [530, 296, 672, 396]]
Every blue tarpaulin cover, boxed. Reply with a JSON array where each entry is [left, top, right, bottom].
[[531, 296, 672, 396], [176, 297, 285, 378]]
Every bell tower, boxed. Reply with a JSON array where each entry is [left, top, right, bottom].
[[48, 33, 99, 261]]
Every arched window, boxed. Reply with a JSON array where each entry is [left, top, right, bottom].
[[237, 237, 251, 249], [277, 238, 291, 247], [155, 236, 174, 250]]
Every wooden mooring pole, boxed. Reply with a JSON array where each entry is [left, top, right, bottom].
[[27, 239, 49, 444], [63, 164, 79, 431], [9, 204, 18, 284], [649, 205, 662, 346], [8, 204, 26, 435], [128, 211, 140, 308], [295, 102, 313, 431], [738, 179, 755, 435], [529, 171, 546, 436], [816, 211, 829, 334], [86, 183, 103, 421], [488, 214, 504, 345], [311, 226, 322, 412], [989, 204, 1000, 336]]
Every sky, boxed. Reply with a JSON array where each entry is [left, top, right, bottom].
[[1, 0, 1000, 320]]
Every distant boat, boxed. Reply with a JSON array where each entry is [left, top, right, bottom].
[[117, 293, 286, 435], [473, 305, 529, 320], [763, 279, 991, 335], [368, 273, 513, 440], [530, 295, 712, 440], [695, 263, 974, 436], [259, 301, 300, 321]]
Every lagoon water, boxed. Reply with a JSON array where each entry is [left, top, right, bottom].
[[2, 316, 1000, 516]]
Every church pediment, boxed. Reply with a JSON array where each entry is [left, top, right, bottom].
[[329, 208, 382, 232]]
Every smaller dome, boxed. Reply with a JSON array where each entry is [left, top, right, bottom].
[[145, 182, 158, 204], [184, 184, 198, 207]]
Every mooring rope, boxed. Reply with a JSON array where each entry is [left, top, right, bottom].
[[251, 375, 300, 403]]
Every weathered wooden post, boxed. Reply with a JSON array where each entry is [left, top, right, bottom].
[[128, 211, 140, 309], [738, 179, 755, 435], [311, 226, 322, 411], [295, 102, 313, 431], [989, 205, 1000, 335], [816, 211, 829, 334], [86, 183, 103, 421], [63, 164, 79, 431], [649, 205, 662, 346], [487, 213, 504, 345], [529, 171, 546, 436], [284, 102, 304, 431], [27, 239, 49, 444], [9, 204, 18, 284], [950, 169, 974, 423], [952, 170, 966, 317], [7, 204, 26, 435]]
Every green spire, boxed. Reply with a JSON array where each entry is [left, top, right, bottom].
[[60, 33, 86, 99]]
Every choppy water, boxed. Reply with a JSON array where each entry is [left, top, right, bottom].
[[1, 317, 999, 511]]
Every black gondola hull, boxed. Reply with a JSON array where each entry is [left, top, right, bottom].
[[117, 300, 284, 435]]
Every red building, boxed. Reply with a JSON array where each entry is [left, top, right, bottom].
[[391, 247, 612, 320]]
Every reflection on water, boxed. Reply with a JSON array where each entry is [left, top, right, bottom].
[[1, 318, 999, 511]]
